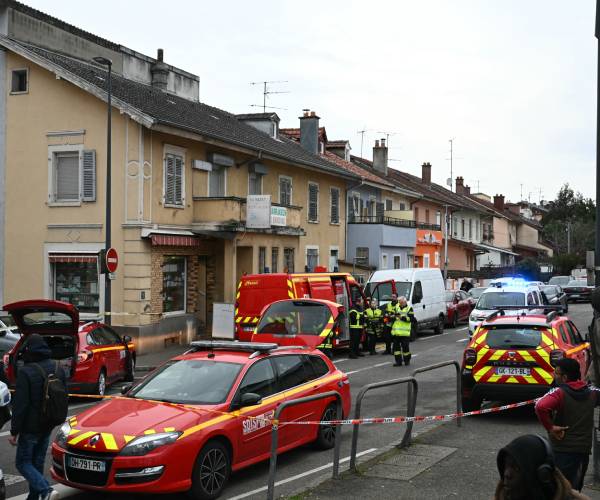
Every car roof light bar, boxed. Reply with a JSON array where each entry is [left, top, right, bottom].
[[189, 340, 279, 353], [248, 345, 308, 359]]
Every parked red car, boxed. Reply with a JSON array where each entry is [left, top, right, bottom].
[[2, 300, 135, 396], [445, 290, 476, 327], [51, 299, 350, 499]]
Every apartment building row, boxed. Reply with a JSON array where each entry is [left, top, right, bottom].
[[0, 1, 553, 351]]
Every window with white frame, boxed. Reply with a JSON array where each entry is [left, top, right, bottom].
[[381, 254, 388, 269], [162, 256, 186, 314], [330, 187, 340, 224], [399, 202, 406, 210], [248, 172, 263, 195], [279, 176, 292, 206], [10, 68, 28, 94], [356, 247, 369, 263], [435, 252, 440, 266], [461, 219, 465, 238], [393, 255, 401, 269], [468, 219, 473, 240], [164, 152, 184, 205], [385, 199, 393, 211], [423, 253, 430, 268], [367, 197, 376, 217], [436, 210, 441, 226], [49, 146, 96, 204], [209, 164, 226, 197], [308, 182, 319, 222], [306, 247, 319, 271]]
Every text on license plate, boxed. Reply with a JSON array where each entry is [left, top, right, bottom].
[[495, 367, 530, 376], [67, 456, 106, 472]]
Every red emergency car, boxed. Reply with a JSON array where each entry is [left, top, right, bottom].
[[2, 300, 135, 396], [234, 272, 366, 345], [51, 299, 350, 499]]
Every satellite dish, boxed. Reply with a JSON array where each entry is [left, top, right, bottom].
[[446, 178, 452, 187]]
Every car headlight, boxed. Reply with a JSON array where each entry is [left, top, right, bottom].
[[120, 432, 181, 456], [55, 421, 71, 448]]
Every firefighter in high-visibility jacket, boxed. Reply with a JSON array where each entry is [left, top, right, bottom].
[[382, 294, 399, 355], [391, 296, 414, 366], [365, 298, 383, 355], [317, 316, 335, 359], [348, 297, 365, 359]]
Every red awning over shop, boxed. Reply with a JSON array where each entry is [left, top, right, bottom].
[[49, 254, 98, 263], [150, 234, 201, 247]]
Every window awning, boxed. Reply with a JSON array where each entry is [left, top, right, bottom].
[[49, 254, 97, 263], [150, 234, 201, 247]]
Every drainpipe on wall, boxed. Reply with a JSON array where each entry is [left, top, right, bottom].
[[345, 179, 366, 274]]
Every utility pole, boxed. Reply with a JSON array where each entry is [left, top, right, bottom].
[[567, 220, 572, 254], [443, 205, 450, 281], [520, 183, 524, 201]]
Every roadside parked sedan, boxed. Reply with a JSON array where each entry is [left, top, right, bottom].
[[2, 300, 135, 395], [540, 285, 568, 313], [445, 290, 475, 328], [548, 276, 572, 287], [563, 280, 594, 303]]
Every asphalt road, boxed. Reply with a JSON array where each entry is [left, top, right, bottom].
[[0, 303, 594, 500]]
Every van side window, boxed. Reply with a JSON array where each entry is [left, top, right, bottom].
[[412, 281, 423, 303], [527, 293, 535, 305]]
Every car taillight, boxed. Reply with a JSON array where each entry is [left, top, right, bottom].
[[550, 349, 564, 366], [464, 348, 477, 365], [77, 350, 93, 362]]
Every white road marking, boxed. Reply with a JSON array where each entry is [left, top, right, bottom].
[[225, 448, 378, 500], [418, 329, 464, 341], [345, 355, 418, 375], [456, 326, 469, 331], [456, 338, 468, 343]]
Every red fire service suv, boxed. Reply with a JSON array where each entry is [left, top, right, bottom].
[[51, 299, 351, 499], [2, 300, 135, 395], [234, 272, 366, 346]]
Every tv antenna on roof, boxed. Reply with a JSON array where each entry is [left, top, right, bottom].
[[250, 80, 289, 113], [357, 128, 372, 158], [376, 131, 400, 149]]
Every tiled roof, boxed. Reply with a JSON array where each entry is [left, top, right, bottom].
[[323, 151, 393, 187], [326, 140, 349, 147], [3, 38, 357, 180], [280, 127, 328, 143], [236, 112, 279, 120]]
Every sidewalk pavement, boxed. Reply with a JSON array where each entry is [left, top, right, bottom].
[[283, 407, 600, 500], [136, 343, 190, 371]]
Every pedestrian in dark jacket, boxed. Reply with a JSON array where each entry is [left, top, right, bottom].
[[9, 334, 65, 500], [494, 434, 589, 500], [535, 358, 598, 492]]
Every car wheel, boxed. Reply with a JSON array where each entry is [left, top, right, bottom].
[[313, 403, 338, 450], [189, 440, 231, 500], [433, 316, 444, 335], [96, 369, 107, 397], [124, 355, 135, 383], [461, 396, 481, 413]]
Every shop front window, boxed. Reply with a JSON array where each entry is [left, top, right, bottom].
[[53, 258, 100, 314], [163, 256, 186, 314]]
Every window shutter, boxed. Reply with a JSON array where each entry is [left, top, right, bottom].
[[165, 155, 175, 204], [308, 183, 319, 221], [376, 202, 384, 219], [174, 155, 183, 204], [330, 188, 339, 223], [82, 150, 96, 202]]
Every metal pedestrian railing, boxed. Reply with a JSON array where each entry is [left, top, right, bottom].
[[349, 376, 418, 471], [267, 391, 342, 500], [401, 360, 462, 447]]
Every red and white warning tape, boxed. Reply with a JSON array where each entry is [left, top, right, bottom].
[[271, 397, 539, 427]]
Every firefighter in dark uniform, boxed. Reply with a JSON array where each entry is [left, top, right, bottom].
[[382, 293, 399, 355], [348, 298, 365, 359], [365, 298, 383, 355], [391, 296, 414, 366], [316, 312, 335, 359]]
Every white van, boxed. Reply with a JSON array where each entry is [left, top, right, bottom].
[[365, 268, 446, 338], [468, 284, 544, 335]]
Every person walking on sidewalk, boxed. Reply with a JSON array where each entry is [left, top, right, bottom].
[[391, 296, 414, 367], [348, 298, 365, 359], [494, 434, 589, 500], [9, 334, 65, 500], [381, 293, 399, 355], [364, 298, 383, 355], [535, 358, 599, 492]]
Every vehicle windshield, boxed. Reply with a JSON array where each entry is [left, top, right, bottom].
[[364, 281, 412, 301], [548, 276, 570, 286], [255, 301, 332, 336], [22, 311, 72, 327], [485, 326, 542, 349], [476, 292, 525, 310], [541, 285, 558, 297], [469, 288, 486, 299], [130, 359, 243, 405], [567, 280, 587, 287], [445, 291, 456, 302]]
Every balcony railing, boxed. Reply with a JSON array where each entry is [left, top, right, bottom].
[[193, 196, 302, 230], [348, 214, 440, 231]]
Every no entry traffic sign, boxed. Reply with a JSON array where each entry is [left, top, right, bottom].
[[105, 247, 119, 274]]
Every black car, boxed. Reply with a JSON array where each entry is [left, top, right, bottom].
[[540, 285, 568, 312], [563, 280, 594, 303]]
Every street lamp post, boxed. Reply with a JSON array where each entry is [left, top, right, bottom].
[[93, 56, 112, 325]]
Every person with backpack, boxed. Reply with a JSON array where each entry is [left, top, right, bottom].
[[9, 334, 68, 500]]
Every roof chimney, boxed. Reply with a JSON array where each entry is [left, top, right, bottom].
[[455, 176, 465, 194], [465, 185, 471, 195], [421, 162, 431, 185], [493, 194, 505, 211], [151, 48, 169, 91], [373, 139, 388, 175], [299, 110, 320, 154]]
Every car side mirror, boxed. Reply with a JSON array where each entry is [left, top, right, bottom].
[[121, 383, 132, 395], [232, 392, 262, 410], [122, 335, 132, 344]]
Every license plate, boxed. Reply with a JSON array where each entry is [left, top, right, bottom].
[[495, 367, 530, 376], [571, 294, 580, 298], [242, 326, 255, 332], [67, 456, 106, 472]]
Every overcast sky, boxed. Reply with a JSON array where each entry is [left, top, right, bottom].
[[27, 0, 597, 203]]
